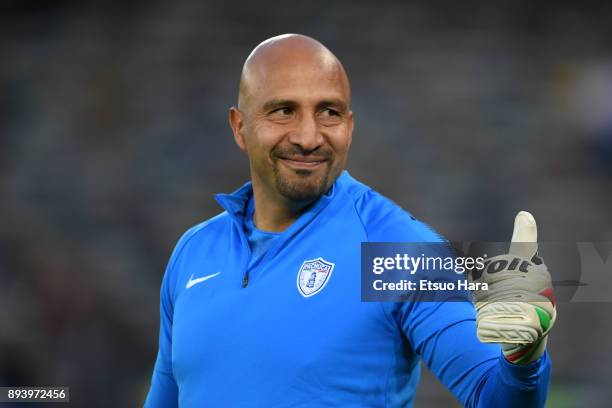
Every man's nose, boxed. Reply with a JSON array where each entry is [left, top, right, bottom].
[[288, 114, 323, 151]]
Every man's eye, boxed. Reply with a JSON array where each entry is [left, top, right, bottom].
[[319, 108, 342, 119], [271, 107, 293, 116]]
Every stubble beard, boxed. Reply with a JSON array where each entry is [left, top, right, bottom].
[[272, 162, 332, 203]]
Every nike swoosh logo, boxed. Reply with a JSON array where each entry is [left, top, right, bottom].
[[186, 272, 221, 289]]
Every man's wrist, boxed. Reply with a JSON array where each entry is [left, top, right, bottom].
[[503, 336, 548, 365]]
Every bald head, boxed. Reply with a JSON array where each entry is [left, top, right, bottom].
[[238, 34, 350, 111]]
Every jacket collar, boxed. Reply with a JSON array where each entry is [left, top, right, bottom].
[[214, 181, 253, 222], [214, 171, 348, 226]]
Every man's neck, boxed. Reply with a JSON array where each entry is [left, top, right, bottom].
[[251, 182, 315, 233]]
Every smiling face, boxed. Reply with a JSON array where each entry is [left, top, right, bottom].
[[229, 35, 354, 204]]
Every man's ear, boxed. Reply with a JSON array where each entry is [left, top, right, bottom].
[[346, 110, 354, 147], [228, 107, 247, 151]]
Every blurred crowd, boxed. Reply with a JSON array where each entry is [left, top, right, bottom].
[[1, 1, 611, 406]]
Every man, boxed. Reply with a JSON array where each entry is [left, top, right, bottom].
[[144, 34, 555, 407]]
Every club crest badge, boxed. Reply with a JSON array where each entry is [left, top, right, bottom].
[[296, 257, 335, 297]]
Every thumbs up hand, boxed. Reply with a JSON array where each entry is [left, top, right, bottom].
[[472, 212, 557, 364]]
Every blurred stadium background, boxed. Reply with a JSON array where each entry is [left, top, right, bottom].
[[1, 0, 611, 406]]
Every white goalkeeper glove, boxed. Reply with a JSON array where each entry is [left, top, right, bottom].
[[472, 211, 557, 364]]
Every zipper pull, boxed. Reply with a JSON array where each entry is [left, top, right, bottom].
[[241, 271, 249, 288]]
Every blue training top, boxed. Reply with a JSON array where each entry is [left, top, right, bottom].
[[144, 171, 551, 408]]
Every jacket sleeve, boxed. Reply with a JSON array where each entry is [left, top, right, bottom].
[[143, 266, 178, 408], [394, 299, 551, 407], [144, 226, 199, 408]]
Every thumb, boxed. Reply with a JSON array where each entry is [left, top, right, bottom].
[[508, 211, 538, 259]]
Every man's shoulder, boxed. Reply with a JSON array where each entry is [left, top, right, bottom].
[[339, 173, 444, 243], [173, 211, 232, 250]]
